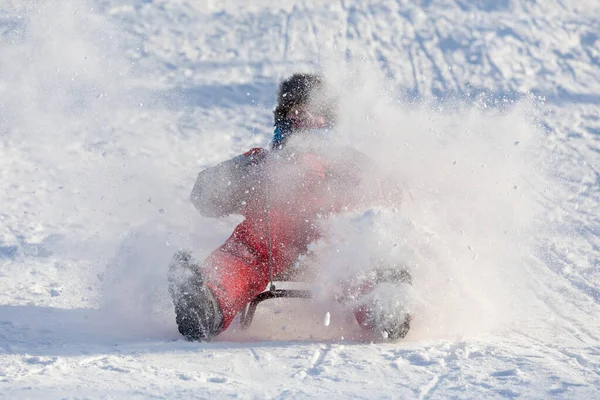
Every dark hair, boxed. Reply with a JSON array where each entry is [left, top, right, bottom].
[[273, 73, 326, 124]]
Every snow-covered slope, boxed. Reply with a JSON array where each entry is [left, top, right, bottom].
[[1, 0, 599, 398]]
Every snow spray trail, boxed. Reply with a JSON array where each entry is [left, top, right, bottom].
[[300, 63, 554, 340], [0, 0, 150, 256], [0, 1, 239, 340]]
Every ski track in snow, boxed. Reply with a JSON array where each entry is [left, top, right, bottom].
[[1, 0, 600, 398]]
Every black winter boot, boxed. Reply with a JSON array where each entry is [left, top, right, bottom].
[[168, 250, 223, 341], [357, 268, 413, 340], [359, 302, 412, 340]]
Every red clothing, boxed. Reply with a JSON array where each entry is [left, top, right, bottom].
[[191, 144, 392, 331]]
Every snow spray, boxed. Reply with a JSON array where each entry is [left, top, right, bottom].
[[305, 62, 551, 340]]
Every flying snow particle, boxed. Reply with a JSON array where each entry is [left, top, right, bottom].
[[324, 312, 331, 327]]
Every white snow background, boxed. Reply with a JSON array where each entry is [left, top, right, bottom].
[[1, 0, 599, 398]]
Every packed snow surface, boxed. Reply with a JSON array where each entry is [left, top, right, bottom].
[[1, 0, 599, 398]]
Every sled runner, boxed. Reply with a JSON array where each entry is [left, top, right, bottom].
[[238, 263, 317, 329], [238, 286, 313, 329]]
